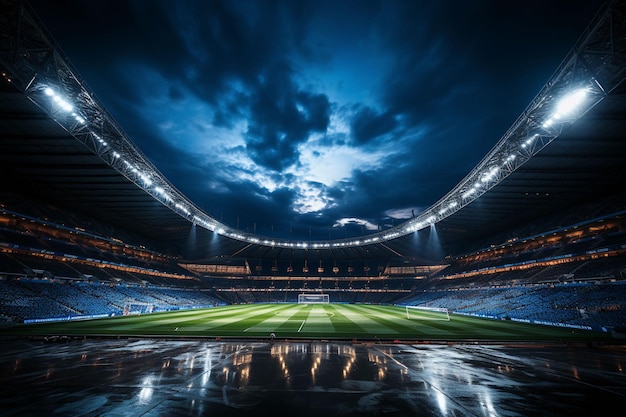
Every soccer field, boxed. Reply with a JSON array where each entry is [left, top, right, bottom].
[[3, 303, 615, 343]]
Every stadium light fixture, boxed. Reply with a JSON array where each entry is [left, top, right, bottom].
[[462, 189, 476, 199], [555, 88, 587, 117], [139, 173, 152, 186], [481, 166, 499, 183], [154, 186, 172, 202], [521, 134, 538, 149], [543, 88, 588, 129], [44, 87, 73, 112], [175, 203, 190, 215]]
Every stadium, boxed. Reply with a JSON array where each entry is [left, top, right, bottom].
[[1, 0, 626, 416]]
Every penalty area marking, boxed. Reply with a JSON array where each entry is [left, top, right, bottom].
[[297, 320, 306, 333]]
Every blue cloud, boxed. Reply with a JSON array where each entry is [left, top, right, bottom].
[[26, 0, 604, 240], [245, 62, 331, 171], [350, 105, 398, 144]]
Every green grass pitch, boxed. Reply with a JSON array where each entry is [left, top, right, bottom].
[[2, 303, 614, 343]]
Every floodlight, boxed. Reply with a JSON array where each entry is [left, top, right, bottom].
[[462, 189, 476, 198], [139, 173, 152, 186], [521, 135, 537, 148], [481, 166, 499, 183], [555, 88, 587, 117], [51, 93, 73, 112]]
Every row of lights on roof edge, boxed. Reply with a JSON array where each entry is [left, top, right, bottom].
[[41, 83, 591, 247]]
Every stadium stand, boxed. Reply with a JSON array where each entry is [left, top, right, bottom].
[[1, 187, 625, 332], [0, 0, 624, 341]]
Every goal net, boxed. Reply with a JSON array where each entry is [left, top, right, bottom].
[[298, 293, 329, 304], [123, 302, 154, 316], [405, 305, 450, 321]]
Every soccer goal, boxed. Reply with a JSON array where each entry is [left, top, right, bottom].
[[405, 305, 450, 321], [123, 302, 154, 316], [298, 293, 330, 304]]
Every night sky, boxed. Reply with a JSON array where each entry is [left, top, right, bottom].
[[28, 0, 604, 241]]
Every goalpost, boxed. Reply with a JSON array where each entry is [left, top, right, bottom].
[[123, 302, 154, 315], [405, 305, 450, 321], [298, 293, 330, 304]]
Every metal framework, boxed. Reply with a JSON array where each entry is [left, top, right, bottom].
[[1, 0, 625, 251]]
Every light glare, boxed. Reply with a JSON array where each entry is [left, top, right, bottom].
[[556, 88, 587, 116]]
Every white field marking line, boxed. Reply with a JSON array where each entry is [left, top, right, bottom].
[[297, 320, 306, 332], [243, 305, 287, 332]]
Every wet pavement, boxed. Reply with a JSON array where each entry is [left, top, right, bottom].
[[0, 337, 625, 416]]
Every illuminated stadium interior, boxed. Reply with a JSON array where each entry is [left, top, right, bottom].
[[1, 0, 625, 283], [1, 1, 626, 416]]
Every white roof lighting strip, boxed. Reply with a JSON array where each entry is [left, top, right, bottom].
[[2, 0, 623, 250]]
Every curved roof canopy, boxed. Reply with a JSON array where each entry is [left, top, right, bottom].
[[1, 0, 625, 266]]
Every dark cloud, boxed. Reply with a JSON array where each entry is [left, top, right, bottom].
[[371, 0, 601, 133], [245, 62, 331, 171], [350, 106, 398, 144], [27, 0, 605, 241], [211, 90, 249, 128], [205, 182, 303, 239]]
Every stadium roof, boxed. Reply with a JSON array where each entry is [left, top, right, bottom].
[[1, 0, 625, 267]]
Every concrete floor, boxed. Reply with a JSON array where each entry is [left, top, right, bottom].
[[0, 338, 625, 416]]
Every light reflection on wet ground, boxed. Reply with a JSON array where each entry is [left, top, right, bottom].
[[0, 338, 625, 416]]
